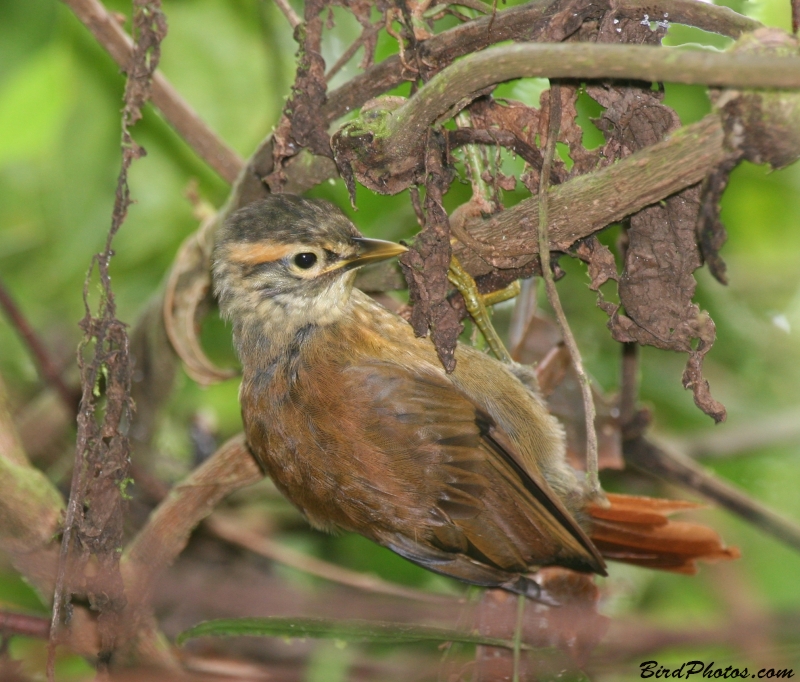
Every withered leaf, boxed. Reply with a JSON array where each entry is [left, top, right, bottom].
[[573, 235, 618, 292], [696, 157, 739, 285], [399, 142, 462, 372], [581, 22, 726, 422], [267, 1, 330, 191], [164, 214, 238, 386]]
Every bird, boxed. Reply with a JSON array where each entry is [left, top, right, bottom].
[[212, 194, 737, 601]]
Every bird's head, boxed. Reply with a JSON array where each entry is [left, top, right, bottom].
[[213, 195, 406, 336]]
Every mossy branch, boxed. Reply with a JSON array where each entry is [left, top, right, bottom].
[[456, 114, 731, 277], [333, 39, 800, 195]]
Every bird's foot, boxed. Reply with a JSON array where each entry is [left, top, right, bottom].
[[448, 256, 518, 363]]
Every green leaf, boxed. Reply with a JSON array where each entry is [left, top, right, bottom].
[[176, 616, 531, 650]]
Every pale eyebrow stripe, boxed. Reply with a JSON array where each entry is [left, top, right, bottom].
[[226, 242, 294, 265]]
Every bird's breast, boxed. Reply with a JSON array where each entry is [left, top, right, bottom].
[[239, 315, 428, 535]]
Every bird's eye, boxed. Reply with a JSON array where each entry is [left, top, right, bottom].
[[293, 252, 318, 269]]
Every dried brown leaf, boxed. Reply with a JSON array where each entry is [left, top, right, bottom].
[[398, 142, 462, 372], [163, 215, 238, 386], [696, 157, 738, 285], [682, 314, 727, 423], [268, 1, 331, 191], [615, 192, 701, 349], [580, 23, 725, 422], [573, 235, 618, 292]]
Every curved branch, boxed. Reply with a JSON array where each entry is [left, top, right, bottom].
[[323, 0, 760, 124], [244, 0, 761, 202], [123, 434, 262, 598], [387, 42, 800, 157]]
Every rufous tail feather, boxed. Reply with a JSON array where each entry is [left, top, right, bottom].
[[588, 493, 740, 574]]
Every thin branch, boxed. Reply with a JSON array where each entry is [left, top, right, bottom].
[[205, 515, 458, 604], [62, 0, 243, 183], [454, 111, 495, 211], [0, 278, 78, 412], [624, 435, 800, 554], [273, 0, 301, 29], [447, 128, 547, 179], [536, 86, 600, 498], [326, 22, 382, 82], [0, 611, 51, 640], [619, 342, 639, 431]]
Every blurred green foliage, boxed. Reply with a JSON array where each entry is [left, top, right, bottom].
[[0, 0, 799, 679]]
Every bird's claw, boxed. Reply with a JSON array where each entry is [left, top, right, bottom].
[[448, 256, 517, 364]]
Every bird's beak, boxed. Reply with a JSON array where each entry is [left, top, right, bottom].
[[339, 237, 407, 271]]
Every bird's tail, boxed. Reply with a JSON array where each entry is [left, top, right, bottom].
[[587, 493, 740, 574]]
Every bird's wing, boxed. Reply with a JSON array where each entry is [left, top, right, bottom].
[[303, 360, 605, 577]]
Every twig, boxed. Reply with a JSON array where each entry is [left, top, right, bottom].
[[0, 278, 78, 412], [448, 128, 548, 179], [326, 22, 382, 82], [205, 515, 457, 604], [454, 111, 495, 211], [273, 0, 301, 29], [0, 611, 51, 640], [624, 435, 800, 554], [619, 342, 639, 431], [536, 86, 600, 498], [61, 0, 243, 183]]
